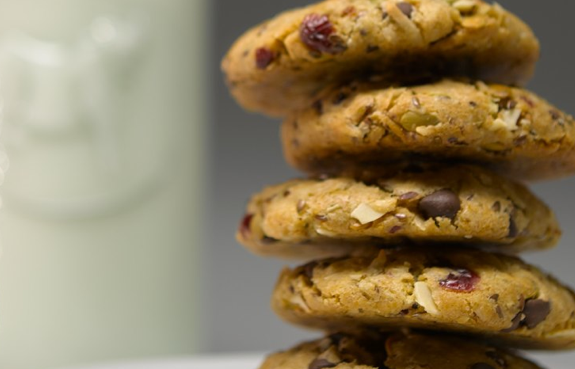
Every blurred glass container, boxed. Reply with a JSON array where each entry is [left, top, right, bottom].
[[0, 1, 207, 368]]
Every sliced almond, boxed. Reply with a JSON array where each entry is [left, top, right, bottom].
[[351, 203, 385, 225], [414, 281, 439, 315]]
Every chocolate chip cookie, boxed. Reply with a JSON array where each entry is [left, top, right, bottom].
[[282, 79, 575, 181], [260, 331, 546, 369], [272, 248, 575, 350], [222, 0, 539, 116], [237, 165, 560, 260]]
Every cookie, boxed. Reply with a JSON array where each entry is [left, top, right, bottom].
[[282, 79, 575, 181], [271, 248, 575, 350], [222, 0, 539, 116], [237, 165, 560, 260], [259, 331, 546, 369]]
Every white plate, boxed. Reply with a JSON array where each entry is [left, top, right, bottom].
[[68, 355, 263, 369]]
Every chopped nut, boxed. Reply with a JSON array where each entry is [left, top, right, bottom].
[[414, 282, 439, 315], [490, 118, 508, 131], [326, 204, 342, 212], [351, 203, 386, 225], [501, 109, 522, 130], [385, 1, 422, 43], [413, 216, 428, 230], [373, 198, 398, 214], [315, 227, 337, 237], [489, 101, 500, 115], [289, 294, 311, 312], [297, 200, 307, 213], [399, 111, 440, 131]]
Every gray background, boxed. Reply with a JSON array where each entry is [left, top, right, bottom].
[[207, 0, 575, 366]]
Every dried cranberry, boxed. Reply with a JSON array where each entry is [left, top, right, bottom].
[[255, 47, 275, 69], [439, 269, 480, 292], [239, 214, 254, 238], [300, 14, 346, 55]]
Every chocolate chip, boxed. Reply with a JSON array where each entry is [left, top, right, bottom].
[[302, 261, 318, 280], [389, 225, 402, 234], [397, 2, 414, 18], [491, 201, 501, 212], [503, 299, 550, 332], [312, 100, 323, 114], [523, 299, 551, 329], [471, 364, 496, 369], [366, 45, 380, 53], [261, 236, 278, 244], [328, 333, 346, 345], [508, 216, 518, 238], [495, 305, 504, 319], [486, 351, 507, 368], [418, 190, 461, 220], [309, 358, 337, 369], [503, 313, 523, 332], [399, 191, 419, 201], [333, 92, 349, 105], [550, 110, 561, 120], [513, 136, 528, 146]]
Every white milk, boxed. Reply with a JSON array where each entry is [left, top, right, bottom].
[[0, 1, 207, 367]]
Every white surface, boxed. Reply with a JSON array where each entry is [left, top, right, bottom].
[[68, 355, 263, 369], [66, 354, 575, 369], [63, 353, 575, 369]]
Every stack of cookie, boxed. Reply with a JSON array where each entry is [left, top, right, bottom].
[[222, 0, 575, 368]]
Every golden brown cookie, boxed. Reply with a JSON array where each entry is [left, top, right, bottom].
[[260, 331, 546, 369], [237, 165, 560, 260], [282, 80, 575, 181], [222, 0, 539, 116], [272, 248, 575, 350]]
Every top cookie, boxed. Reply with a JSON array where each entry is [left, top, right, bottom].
[[222, 0, 539, 116]]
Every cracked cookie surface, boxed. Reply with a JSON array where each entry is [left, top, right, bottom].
[[260, 331, 546, 369], [222, 0, 539, 116], [237, 165, 560, 260], [271, 248, 575, 350], [282, 79, 575, 181]]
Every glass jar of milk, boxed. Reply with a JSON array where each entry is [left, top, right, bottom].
[[0, 1, 207, 368]]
